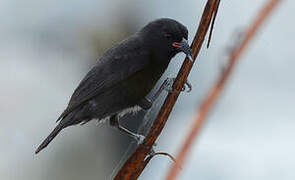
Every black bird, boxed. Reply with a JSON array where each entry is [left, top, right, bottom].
[[35, 18, 193, 154]]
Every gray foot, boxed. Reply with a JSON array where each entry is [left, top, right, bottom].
[[163, 77, 192, 93]]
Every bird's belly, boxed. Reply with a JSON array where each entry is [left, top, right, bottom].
[[117, 105, 142, 118]]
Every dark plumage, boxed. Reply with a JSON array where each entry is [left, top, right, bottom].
[[35, 18, 192, 154]]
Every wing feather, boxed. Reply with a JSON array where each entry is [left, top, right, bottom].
[[57, 35, 149, 121]]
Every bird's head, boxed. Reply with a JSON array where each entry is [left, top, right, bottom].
[[140, 18, 193, 63]]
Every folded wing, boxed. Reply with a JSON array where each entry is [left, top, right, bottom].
[[57, 35, 149, 121]]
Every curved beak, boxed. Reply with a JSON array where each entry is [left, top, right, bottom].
[[172, 38, 193, 61]]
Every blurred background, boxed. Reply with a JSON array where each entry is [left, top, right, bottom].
[[1, 0, 294, 179]]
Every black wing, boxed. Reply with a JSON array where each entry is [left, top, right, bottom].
[[57, 35, 149, 121]]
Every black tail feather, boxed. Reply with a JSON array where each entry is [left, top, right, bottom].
[[35, 124, 63, 154]]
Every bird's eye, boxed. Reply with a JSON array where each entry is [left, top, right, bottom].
[[164, 34, 172, 39]]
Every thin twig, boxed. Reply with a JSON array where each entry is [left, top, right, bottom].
[[207, 0, 221, 48], [166, 0, 282, 180], [114, 0, 220, 179]]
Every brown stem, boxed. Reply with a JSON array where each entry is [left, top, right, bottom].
[[166, 0, 282, 180], [114, 0, 220, 179]]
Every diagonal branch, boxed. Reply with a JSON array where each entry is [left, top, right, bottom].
[[114, 0, 221, 179], [166, 0, 282, 180]]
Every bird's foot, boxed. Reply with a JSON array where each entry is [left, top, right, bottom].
[[134, 134, 146, 145], [164, 77, 192, 93]]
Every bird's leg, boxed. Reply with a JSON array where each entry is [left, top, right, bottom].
[[137, 79, 170, 110], [109, 114, 145, 144], [138, 98, 152, 110], [137, 85, 165, 110], [138, 78, 192, 110]]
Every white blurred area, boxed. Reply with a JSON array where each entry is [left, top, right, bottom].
[[1, 0, 294, 180]]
